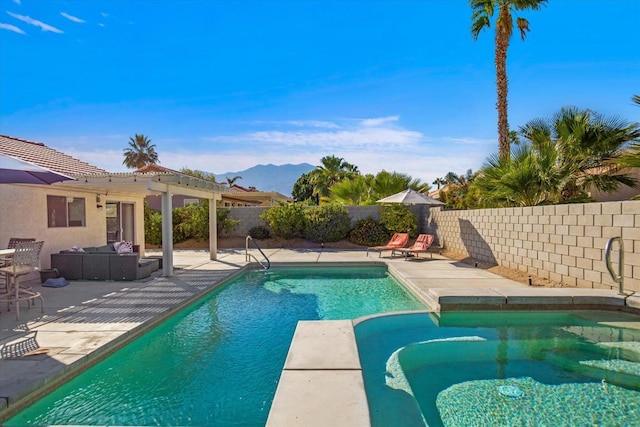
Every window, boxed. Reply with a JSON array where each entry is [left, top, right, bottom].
[[183, 198, 199, 207], [47, 196, 86, 227]]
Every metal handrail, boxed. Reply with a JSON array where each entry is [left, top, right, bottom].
[[605, 237, 624, 295], [245, 236, 270, 270]]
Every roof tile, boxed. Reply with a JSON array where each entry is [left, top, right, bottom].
[[0, 134, 107, 176]]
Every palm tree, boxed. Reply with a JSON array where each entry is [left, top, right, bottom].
[[474, 106, 640, 206], [370, 170, 412, 200], [123, 134, 159, 169], [471, 0, 547, 161], [433, 177, 447, 190], [329, 175, 372, 205], [309, 155, 359, 200], [226, 176, 242, 187], [521, 107, 639, 201], [616, 94, 640, 168]]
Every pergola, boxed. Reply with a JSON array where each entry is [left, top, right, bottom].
[[61, 171, 230, 277]]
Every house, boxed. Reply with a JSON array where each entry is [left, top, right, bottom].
[[139, 165, 292, 210], [0, 135, 229, 275], [223, 184, 292, 207]]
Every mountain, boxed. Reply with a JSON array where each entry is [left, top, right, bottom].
[[215, 163, 315, 196]]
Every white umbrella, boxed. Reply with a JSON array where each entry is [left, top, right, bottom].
[[377, 188, 444, 205], [0, 153, 74, 184]]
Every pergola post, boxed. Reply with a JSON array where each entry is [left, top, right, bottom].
[[161, 189, 174, 277], [209, 197, 217, 260]]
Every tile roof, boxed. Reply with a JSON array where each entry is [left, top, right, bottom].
[[0, 134, 106, 176]]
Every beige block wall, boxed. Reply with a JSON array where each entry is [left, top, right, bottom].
[[0, 184, 146, 270], [425, 201, 640, 292]]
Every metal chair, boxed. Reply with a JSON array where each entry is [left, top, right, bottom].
[[1, 238, 36, 293], [0, 241, 45, 320]]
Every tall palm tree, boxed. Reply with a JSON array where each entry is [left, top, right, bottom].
[[123, 134, 159, 169], [309, 155, 359, 200], [471, 0, 547, 161], [432, 177, 447, 190]]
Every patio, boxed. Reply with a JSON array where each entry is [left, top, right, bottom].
[[1, 247, 637, 424]]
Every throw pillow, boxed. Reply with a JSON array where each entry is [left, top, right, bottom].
[[117, 241, 134, 254]]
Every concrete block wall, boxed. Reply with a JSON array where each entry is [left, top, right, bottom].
[[227, 207, 270, 236], [228, 205, 417, 236], [425, 200, 640, 292]]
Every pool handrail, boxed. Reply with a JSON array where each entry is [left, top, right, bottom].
[[605, 236, 624, 295], [245, 236, 271, 270]]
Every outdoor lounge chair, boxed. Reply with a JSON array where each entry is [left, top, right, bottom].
[[392, 234, 435, 260], [366, 233, 409, 257]]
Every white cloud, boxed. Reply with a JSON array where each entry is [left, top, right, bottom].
[[6, 11, 63, 33], [360, 116, 399, 127], [12, 0, 20, 4], [0, 22, 26, 34], [49, 116, 494, 189], [60, 12, 85, 23], [210, 117, 422, 149]]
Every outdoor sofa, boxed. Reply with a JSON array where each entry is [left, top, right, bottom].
[[51, 243, 159, 281]]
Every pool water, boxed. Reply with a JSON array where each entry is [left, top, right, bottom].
[[6, 266, 425, 426], [355, 311, 640, 426]]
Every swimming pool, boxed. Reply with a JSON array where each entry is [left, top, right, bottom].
[[5, 265, 425, 426], [355, 311, 640, 426]]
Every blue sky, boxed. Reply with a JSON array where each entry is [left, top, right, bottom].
[[1, 0, 638, 187]]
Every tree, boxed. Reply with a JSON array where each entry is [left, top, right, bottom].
[[180, 167, 216, 182], [291, 172, 316, 204], [471, 0, 547, 161], [616, 95, 640, 168], [329, 175, 372, 205], [473, 106, 640, 207], [309, 155, 359, 201], [123, 134, 159, 169], [433, 177, 447, 189]]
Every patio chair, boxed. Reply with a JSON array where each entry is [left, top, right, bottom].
[[0, 241, 45, 320], [392, 234, 435, 260], [1, 237, 36, 293], [366, 233, 409, 257]]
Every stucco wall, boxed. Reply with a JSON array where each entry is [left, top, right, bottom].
[[424, 201, 640, 292], [0, 184, 146, 270]]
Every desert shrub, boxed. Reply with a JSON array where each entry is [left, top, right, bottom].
[[303, 203, 351, 243], [217, 207, 240, 235], [348, 218, 390, 246], [144, 202, 163, 245], [248, 225, 271, 240], [379, 204, 418, 237], [260, 203, 306, 239], [146, 201, 239, 244]]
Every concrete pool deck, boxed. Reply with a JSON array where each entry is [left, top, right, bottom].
[[1, 247, 638, 424]]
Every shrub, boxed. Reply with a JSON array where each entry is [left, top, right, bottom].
[[145, 201, 239, 244], [144, 202, 163, 245], [248, 225, 271, 240], [303, 203, 351, 243], [260, 203, 306, 239], [379, 204, 418, 237], [348, 218, 390, 246], [217, 207, 240, 235]]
